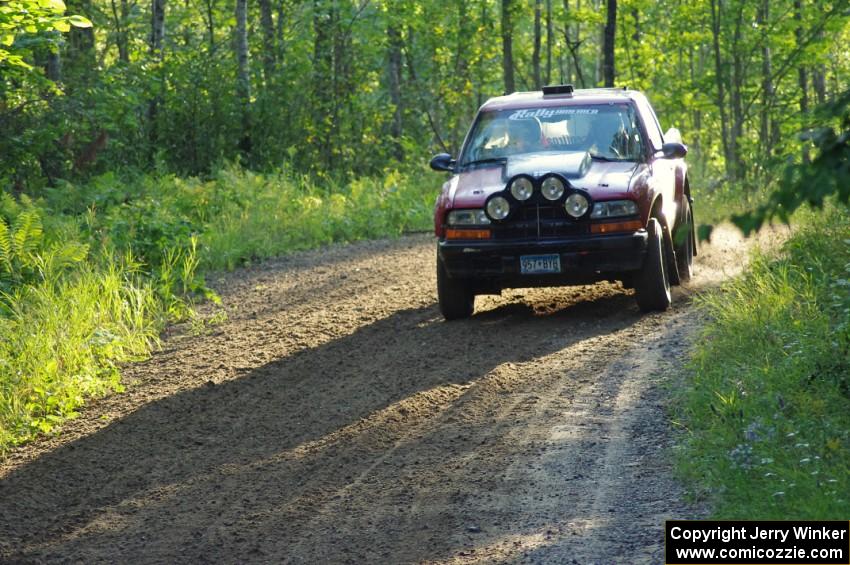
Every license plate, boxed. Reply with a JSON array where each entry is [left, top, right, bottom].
[[520, 254, 561, 274]]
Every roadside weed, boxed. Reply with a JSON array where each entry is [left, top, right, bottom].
[[674, 207, 850, 518]]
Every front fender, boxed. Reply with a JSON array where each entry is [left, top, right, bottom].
[[433, 179, 453, 237]]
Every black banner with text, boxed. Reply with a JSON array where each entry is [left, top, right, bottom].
[[665, 521, 850, 564]]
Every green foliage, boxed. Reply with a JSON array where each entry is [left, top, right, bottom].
[[734, 90, 850, 233], [674, 208, 850, 518], [1, 0, 845, 189], [0, 0, 89, 69]]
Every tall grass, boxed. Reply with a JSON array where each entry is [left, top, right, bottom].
[[0, 166, 436, 452], [0, 191, 198, 449], [673, 207, 850, 518], [0, 261, 161, 447], [202, 167, 434, 270]]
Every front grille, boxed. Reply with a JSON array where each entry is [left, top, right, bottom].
[[493, 202, 588, 240]]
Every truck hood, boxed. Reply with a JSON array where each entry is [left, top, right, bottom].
[[451, 152, 639, 208]]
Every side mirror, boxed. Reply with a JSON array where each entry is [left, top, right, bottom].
[[661, 142, 688, 159], [429, 153, 455, 172]]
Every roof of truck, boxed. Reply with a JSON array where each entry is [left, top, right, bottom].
[[481, 86, 644, 112]]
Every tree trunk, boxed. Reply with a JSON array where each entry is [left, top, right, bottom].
[[545, 0, 553, 85], [148, 0, 166, 151], [331, 4, 348, 159], [730, 9, 744, 178], [63, 0, 95, 88], [795, 0, 808, 115], [812, 68, 826, 104], [235, 0, 251, 155], [46, 47, 62, 82], [313, 1, 331, 98], [812, 29, 827, 105], [477, 0, 491, 107], [595, 0, 602, 85], [204, 0, 215, 51], [709, 0, 733, 179], [533, 0, 542, 89], [563, 0, 571, 83], [602, 0, 616, 87], [451, 2, 471, 149], [259, 0, 276, 84], [757, 0, 776, 156], [574, 0, 581, 85], [313, 0, 336, 168], [795, 0, 809, 162], [150, 0, 165, 53], [563, 0, 585, 87], [110, 0, 129, 62], [631, 8, 642, 82], [631, 8, 640, 42], [689, 46, 702, 161], [387, 23, 403, 161], [501, 0, 515, 93], [68, 0, 95, 62], [454, 2, 470, 76]]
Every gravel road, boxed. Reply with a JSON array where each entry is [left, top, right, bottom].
[[0, 226, 771, 564]]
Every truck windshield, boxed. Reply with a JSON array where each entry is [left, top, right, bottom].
[[460, 104, 645, 166]]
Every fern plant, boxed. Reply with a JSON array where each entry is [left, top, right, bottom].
[[0, 197, 88, 294]]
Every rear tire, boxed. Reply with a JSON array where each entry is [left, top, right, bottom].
[[437, 255, 474, 320], [635, 218, 672, 312], [674, 198, 695, 282]]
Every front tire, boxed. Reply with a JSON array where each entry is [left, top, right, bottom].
[[674, 197, 695, 282], [437, 255, 474, 320], [634, 218, 672, 312], [663, 221, 681, 287]]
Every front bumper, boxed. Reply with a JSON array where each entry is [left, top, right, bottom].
[[438, 231, 648, 284]]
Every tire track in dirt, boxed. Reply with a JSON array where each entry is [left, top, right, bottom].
[[0, 225, 780, 563]]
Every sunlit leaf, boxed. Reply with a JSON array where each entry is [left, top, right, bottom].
[[68, 14, 91, 28], [43, 0, 66, 13]]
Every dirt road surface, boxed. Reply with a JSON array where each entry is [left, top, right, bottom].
[[0, 226, 774, 564]]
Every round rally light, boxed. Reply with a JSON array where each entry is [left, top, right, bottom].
[[564, 192, 590, 218], [509, 177, 534, 201], [486, 196, 511, 221], [541, 176, 565, 201]]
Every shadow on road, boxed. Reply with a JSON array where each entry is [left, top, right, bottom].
[[1, 289, 646, 562]]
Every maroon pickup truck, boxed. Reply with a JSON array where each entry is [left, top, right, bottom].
[[430, 84, 696, 320]]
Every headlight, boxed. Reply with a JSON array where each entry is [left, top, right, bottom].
[[486, 196, 511, 220], [509, 176, 534, 201], [590, 200, 638, 219], [446, 209, 491, 225], [564, 193, 590, 218], [541, 176, 565, 201]]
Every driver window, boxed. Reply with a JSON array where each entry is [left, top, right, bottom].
[[482, 121, 509, 150]]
